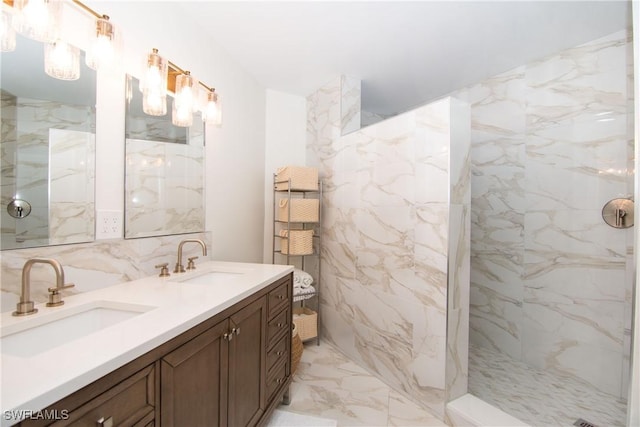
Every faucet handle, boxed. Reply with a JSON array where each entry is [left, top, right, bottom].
[[155, 263, 171, 277], [46, 283, 75, 307], [186, 256, 199, 270], [47, 283, 75, 293]]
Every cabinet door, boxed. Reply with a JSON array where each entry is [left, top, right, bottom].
[[227, 297, 267, 427], [161, 319, 229, 427]]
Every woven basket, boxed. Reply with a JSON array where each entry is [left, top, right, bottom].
[[291, 324, 303, 375], [278, 198, 319, 223], [275, 166, 318, 191], [280, 229, 314, 255], [292, 307, 318, 341]]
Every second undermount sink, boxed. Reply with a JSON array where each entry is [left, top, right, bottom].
[[171, 268, 252, 286], [1, 300, 155, 358]]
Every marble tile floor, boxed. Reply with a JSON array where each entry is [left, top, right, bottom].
[[272, 341, 447, 426], [468, 344, 628, 427]]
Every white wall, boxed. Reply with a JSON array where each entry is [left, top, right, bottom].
[[262, 89, 307, 263], [83, 1, 267, 262]]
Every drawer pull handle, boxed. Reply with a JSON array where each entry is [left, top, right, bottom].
[[278, 295, 285, 300], [235, 327, 241, 336], [277, 322, 284, 328], [97, 416, 113, 427], [223, 332, 233, 341], [276, 351, 284, 356]]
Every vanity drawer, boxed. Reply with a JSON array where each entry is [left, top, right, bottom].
[[267, 279, 291, 318], [266, 359, 290, 404], [267, 307, 290, 348], [267, 333, 289, 375], [50, 363, 156, 426]]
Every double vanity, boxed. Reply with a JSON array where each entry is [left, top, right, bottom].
[[0, 260, 294, 426]]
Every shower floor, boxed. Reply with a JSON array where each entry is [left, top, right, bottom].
[[468, 344, 627, 427]]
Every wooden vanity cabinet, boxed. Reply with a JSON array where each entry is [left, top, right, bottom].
[[15, 273, 293, 427]]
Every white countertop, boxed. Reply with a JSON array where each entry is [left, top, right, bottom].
[[0, 260, 292, 426]]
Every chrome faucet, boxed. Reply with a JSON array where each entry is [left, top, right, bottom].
[[13, 258, 75, 316], [174, 239, 208, 273]]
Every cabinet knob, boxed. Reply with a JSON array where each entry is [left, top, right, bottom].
[[231, 327, 240, 336], [223, 332, 233, 341], [277, 322, 284, 328], [97, 416, 113, 427], [278, 294, 285, 300], [276, 351, 284, 356]]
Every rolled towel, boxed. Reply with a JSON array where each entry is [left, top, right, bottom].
[[293, 268, 314, 288]]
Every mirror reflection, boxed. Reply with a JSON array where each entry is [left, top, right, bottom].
[[124, 75, 205, 239], [1, 34, 96, 250]]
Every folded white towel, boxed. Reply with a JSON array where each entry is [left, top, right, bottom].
[[293, 268, 313, 288]]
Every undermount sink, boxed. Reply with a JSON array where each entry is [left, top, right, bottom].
[[171, 268, 252, 286], [1, 300, 155, 358]]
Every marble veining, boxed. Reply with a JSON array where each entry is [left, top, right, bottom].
[[125, 138, 204, 238], [457, 29, 633, 401], [1, 92, 95, 250], [0, 232, 211, 306], [308, 77, 470, 420], [283, 341, 446, 426], [468, 343, 627, 427]]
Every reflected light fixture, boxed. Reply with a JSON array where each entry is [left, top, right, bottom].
[[0, 3, 15, 51], [172, 70, 198, 127], [12, 0, 61, 42], [85, 14, 121, 71], [44, 38, 79, 80], [135, 41, 222, 125], [141, 48, 168, 116], [202, 88, 222, 126]]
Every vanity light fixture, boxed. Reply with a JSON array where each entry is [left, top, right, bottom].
[[0, 2, 15, 51], [11, 0, 61, 43], [44, 38, 79, 80], [141, 48, 168, 116], [172, 70, 198, 127], [3, 0, 123, 79]]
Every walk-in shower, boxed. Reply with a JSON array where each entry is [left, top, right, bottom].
[[464, 23, 634, 427]]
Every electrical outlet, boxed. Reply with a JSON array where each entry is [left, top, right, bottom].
[[96, 210, 122, 239]]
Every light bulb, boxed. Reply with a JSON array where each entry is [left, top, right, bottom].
[[45, 39, 80, 80], [13, 0, 61, 42]]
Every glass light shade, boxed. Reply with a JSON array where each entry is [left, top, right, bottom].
[[12, 0, 61, 42], [141, 48, 168, 116], [1, 6, 16, 52], [172, 71, 198, 127], [85, 15, 122, 71], [202, 89, 222, 125], [44, 40, 80, 80]]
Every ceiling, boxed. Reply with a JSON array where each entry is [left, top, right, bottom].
[[178, 1, 630, 117]]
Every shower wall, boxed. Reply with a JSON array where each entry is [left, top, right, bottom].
[[306, 76, 470, 417], [455, 29, 634, 398]]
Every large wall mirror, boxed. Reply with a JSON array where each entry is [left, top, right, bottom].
[[124, 75, 205, 239], [1, 34, 96, 250]]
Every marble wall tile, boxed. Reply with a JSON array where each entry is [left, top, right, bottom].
[[457, 29, 633, 400], [341, 75, 361, 135], [0, 232, 211, 307], [125, 138, 204, 238], [525, 30, 628, 130], [308, 78, 470, 421], [49, 129, 95, 245], [2, 96, 95, 249]]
